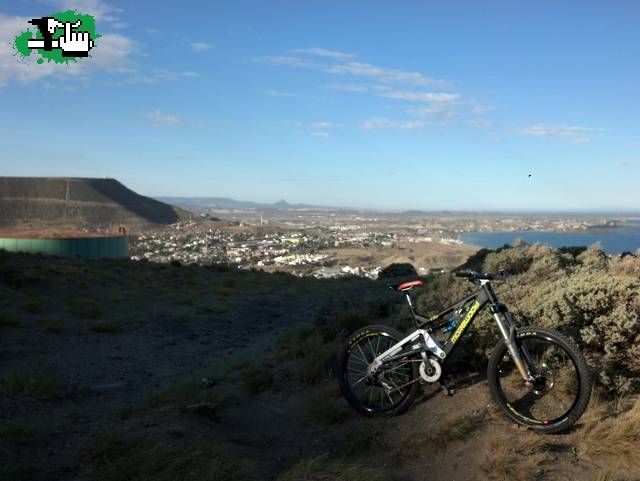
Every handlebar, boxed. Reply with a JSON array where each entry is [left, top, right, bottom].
[[454, 270, 510, 283]]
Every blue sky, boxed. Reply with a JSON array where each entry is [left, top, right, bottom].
[[1, 0, 639, 211]]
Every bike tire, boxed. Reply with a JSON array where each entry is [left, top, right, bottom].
[[487, 326, 592, 433], [337, 325, 419, 416]]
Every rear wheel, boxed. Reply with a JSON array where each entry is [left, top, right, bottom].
[[487, 326, 592, 433], [337, 325, 419, 416]]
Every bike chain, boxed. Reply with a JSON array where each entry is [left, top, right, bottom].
[[386, 359, 424, 394]]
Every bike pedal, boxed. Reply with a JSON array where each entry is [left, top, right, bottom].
[[441, 385, 456, 396]]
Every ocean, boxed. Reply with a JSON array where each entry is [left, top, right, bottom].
[[458, 221, 640, 254]]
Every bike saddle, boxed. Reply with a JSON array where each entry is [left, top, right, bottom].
[[389, 279, 424, 292]]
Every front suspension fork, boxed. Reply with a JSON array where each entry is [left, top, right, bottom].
[[493, 310, 534, 382]]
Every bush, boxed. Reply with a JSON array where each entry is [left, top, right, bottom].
[[415, 244, 640, 396], [483, 245, 532, 274], [0, 310, 20, 327], [378, 263, 417, 279], [1, 365, 61, 400], [69, 299, 104, 319], [242, 363, 274, 394]]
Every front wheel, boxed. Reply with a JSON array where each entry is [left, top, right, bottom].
[[487, 326, 592, 433], [336, 325, 419, 416]]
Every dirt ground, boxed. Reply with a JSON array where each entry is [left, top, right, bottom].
[[324, 241, 478, 273]]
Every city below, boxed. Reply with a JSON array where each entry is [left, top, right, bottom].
[[129, 207, 635, 278]]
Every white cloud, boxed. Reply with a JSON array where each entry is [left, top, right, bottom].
[[409, 104, 458, 122], [265, 90, 300, 97], [48, 0, 123, 23], [312, 131, 330, 138], [126, 70, 199, 84], [253, 53, 444, 86], [146, 111, 184, 127], [324, 83, 369, 92], [471, 104, 493, 115], [380, 90, 460, 103], [615, 160, 639, 167], [292, 47, 354, 60], [84, 33, 135, 71], [361, 117, 426, 130], [190, 42, 212, 52], [520, 124, 601, 142], [325, 61, 443, 86], [254, 55, 321, 69], [309, 121, 334, 129], [467, 119, 493, 128], [254, 47, 495, 132]]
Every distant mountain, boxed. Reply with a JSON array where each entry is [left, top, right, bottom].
[[0, 177, 192, 230], [157, 196, 331, 211]]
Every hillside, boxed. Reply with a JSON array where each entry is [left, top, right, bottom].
[[1, 246, 640, 481], [157, 196, 329, 211], [0, 177, 192, 230]]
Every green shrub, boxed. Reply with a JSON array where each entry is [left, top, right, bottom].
[[22, 298, 45, 314], [306, 397, 349, 425], [483, 245, 532, 274], [44, 320, 65, 333], [276, 325, 315, 360], [242, 363, 274, 394], [378, 263, 417, 279], [0, 310, 20, 327], [90, 320, 121, 334], [298, 339, 340, 384], [1, 365, 61, 400], [70, 299, 104, 319]]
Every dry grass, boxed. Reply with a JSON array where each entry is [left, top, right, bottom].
[[482, 433, 551, 481], [441, 411, 485, 443], [275, 455, 386, 481], [84, 436, 259, 481], [406, 411, 486, 453], [305, 395, 349, 425], [334, 419, 389, 456], [592, 466, 628, 481], [148, 380, 227, 415], [572, 395, 640, 469]]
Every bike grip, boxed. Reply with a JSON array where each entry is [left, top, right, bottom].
[[454, 271, 473, 278]]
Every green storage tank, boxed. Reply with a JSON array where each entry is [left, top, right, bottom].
[[0, 235, 128, 259]]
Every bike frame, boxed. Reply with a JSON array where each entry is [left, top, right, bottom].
[[371, 279, 534, 382]]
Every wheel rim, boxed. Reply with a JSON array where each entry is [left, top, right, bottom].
[[495, 336, 581, 426], [344, 332, 414, 413]]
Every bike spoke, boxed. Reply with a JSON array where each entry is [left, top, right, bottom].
[[496, 337, 580, 424], [345, 332, 416, 412]]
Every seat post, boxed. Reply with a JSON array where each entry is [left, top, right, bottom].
[[405, 291, 416, 315]]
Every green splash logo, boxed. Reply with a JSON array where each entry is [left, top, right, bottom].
[[13, 10, 100, 64]]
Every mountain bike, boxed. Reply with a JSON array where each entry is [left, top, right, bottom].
[[336, 271, 592, 433]]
